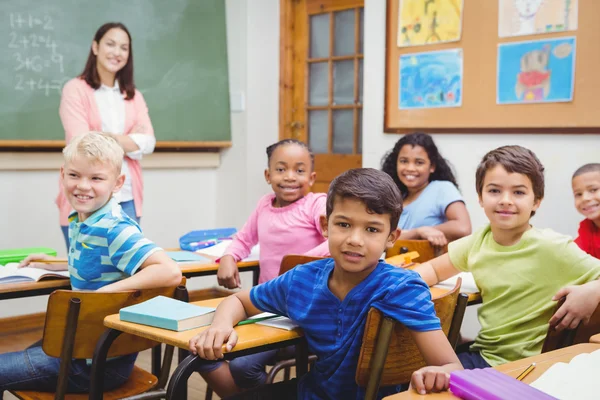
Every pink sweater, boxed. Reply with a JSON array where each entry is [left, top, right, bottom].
[[56, 78, 155, 226], [224, 192, 330, 283]]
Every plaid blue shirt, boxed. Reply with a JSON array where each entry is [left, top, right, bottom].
[[67, 198, 160, 290], [250, 258, 441, 399]]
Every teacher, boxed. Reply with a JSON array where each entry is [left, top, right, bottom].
[[57, 22, 155, 247]]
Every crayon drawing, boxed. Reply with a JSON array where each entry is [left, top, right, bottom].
[[497, 37, 576, 104], [399, 49, 463, 109], [499, 0, 578, 38], [397, 0, 464, 47]]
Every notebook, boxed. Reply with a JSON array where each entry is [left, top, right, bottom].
[[119, 296, 216, 331], [197, 240, 260, 262], [434, 272, 479, 293], [0, 263, 69, 284], [166, 251, 213, 264], [529, 349, 600, 399], [256, 316, 300, 331]]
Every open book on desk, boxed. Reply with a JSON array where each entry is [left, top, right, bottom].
[[196, 240, 260, 262], [0, 263, 69, 284], [530, 348, 600, 400]]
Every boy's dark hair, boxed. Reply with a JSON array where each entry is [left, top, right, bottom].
[[80, 22, 135, 100], [475, 145, 545, 204], [381, 132, 459, 198], [266, 139, 314, 169], [326, 168, 403, 230], [573, 163, 600, 179]]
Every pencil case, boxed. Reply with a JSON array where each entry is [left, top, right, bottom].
[[179, 228, 237, 252], [449, 368, 557, 400], [0, 247, 57, 265]]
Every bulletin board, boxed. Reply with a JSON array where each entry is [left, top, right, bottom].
[[384, 0, 600, 133]]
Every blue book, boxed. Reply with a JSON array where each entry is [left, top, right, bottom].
[[166, 251, 212, 263], [119, 296, 215, 331]]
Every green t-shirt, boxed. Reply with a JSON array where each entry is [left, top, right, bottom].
[[449, 224, 600, 366]]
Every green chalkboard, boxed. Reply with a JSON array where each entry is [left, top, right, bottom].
[[0, 0, 231, 148]]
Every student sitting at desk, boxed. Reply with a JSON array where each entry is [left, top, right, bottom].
[[381, 132, 471, 248], [0, 133, 181, 395], [191, 168, 462, 399], [201, 139, 329, 396], [572, 163, 600, 258], [414, 145, 600, 370]]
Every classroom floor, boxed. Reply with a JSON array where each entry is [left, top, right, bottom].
[[1, 327, 294, 400]]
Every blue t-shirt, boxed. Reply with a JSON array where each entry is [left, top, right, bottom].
[[67, 198, 160, 290], [399, 180, 463, 229], [250, 258, 441, 399]]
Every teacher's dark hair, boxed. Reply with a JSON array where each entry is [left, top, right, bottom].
[[79, 22, 135, 100]]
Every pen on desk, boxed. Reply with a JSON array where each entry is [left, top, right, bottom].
[[516, 362, 536, 381]]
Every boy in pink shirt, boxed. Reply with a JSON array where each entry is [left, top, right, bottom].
[[202, 139, 328, 396]]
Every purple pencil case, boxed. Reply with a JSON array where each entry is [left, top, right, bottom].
[[449, 368, 557, 400]]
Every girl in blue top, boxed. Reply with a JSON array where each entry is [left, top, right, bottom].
[[381, 132, 471, 247]]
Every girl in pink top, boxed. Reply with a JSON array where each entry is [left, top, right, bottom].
[[57, 23, 155, 247], [202, 139, 328, 397], [218, 139, 329, 288]]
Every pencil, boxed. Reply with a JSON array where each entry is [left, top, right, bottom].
[[516, 362, 536, 381], [36, 259, 69, 264]]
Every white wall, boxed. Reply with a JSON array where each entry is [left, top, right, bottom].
[[362, 1, 598, 237], [0, 0, 279, 318]]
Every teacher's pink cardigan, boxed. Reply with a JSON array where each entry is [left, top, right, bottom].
[[56, 77, 155, 226]]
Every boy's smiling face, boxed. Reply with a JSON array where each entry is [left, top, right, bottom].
[[479, 165, 541, 235], [321, 196, 399, 278], [572, 171, 600, 225], [61, 155, 124, 222]]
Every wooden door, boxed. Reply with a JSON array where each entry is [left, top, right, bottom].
[[280, 0, 364, 193]]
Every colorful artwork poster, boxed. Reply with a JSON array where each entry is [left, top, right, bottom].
[[399, 49, 463, 109], [499, 0, 578, 38], [497, 37, 575, 105], [397, 0, 464, 47]]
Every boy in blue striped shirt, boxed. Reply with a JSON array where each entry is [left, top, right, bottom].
[[0, 132, 182, 395], [190, 168, 462, 399]]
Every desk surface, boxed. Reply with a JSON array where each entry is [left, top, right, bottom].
[[0, 259, 259, 301], [591, 333, 600, 344], [384, 343, 600, 399], [104, 285, 459, 352], [104, 297, 303, 352]]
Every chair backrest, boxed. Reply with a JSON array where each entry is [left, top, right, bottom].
[[279, 254, 325, 276], [355, 279, 466, 390], [42, 279, 187, 359], [542, 298, 600, 353], [385, 240, 447, 262]]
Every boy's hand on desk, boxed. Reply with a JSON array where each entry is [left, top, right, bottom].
[[410, 366, 451, 395], [217, 255, 241, 289], [189, 323, 238, 360], [416, 227, 448, 248], [550, 281, 600, 331]]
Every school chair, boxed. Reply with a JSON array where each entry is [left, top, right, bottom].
[[385, 239, 447, 262], [355, 279, 468, 400], [542, 297, 600, 353], [10, 281, 188, 400], [203, 254, 324, 400]]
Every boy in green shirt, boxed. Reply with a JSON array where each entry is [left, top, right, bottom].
[[415, 145, 600, 368]]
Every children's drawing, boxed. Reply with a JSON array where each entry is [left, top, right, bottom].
[[397, 0, 464, 47], [497, 37, 575, 104], [399, 49, 463, 109], [499, 0, 578, 38]]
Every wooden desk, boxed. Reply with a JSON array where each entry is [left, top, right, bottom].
[[590, 333, 600, 344], [383, 343, 600, 399], [103, 298, 308, 399], [0, 260, 260, 301]]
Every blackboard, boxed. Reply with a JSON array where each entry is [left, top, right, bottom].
[[0, 0, 231, 149]]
